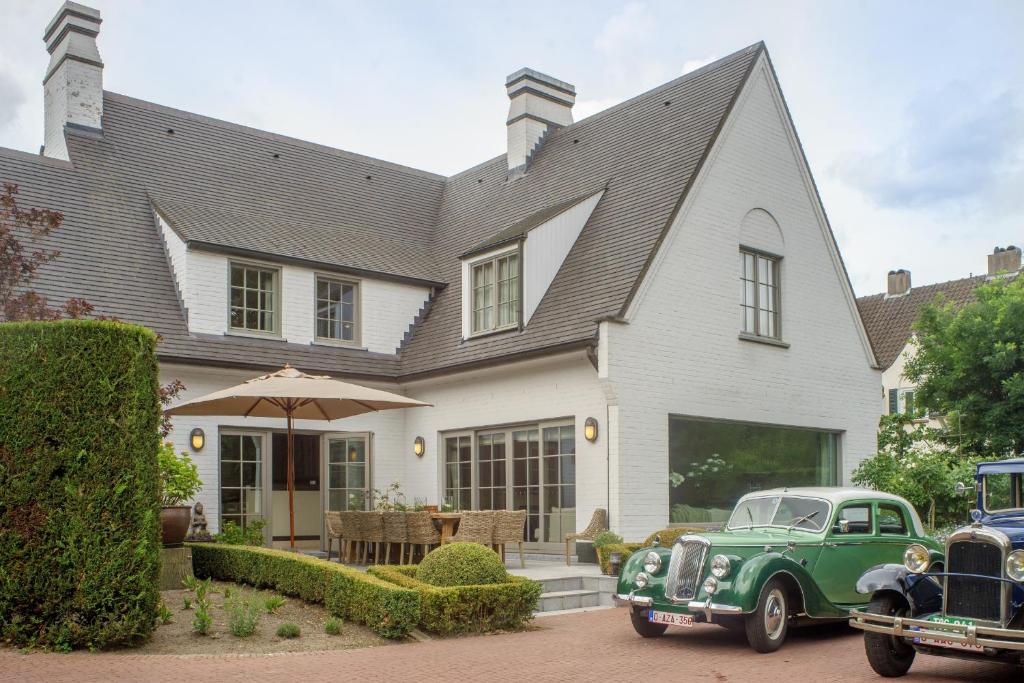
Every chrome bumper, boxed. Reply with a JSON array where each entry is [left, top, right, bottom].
[[850, 609, 1024, 652], [613, 593, 743, 622]]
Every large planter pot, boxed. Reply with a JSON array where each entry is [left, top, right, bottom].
[[160, 505, 192, 547]]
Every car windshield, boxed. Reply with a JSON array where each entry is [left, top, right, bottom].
[[727, 495, 830, 531], [982, 473, 1023, 513]]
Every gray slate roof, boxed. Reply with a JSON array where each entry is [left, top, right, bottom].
[[0, 43, 763, 380]]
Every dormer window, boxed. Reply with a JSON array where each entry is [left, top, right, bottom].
[[471, 251, 519, 334], [230, 262, 279, 334], [316, 276, 359, 344]]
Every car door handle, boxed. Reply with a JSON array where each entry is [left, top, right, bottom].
[[824, 542, 838, 548]]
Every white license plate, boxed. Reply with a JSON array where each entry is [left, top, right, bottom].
[[648, 610, 694, 627], [912, 617, 984, 652]]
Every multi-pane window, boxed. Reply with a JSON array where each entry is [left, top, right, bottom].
[[444, 435, 472, 510], [326, 437, 368, 511], [889, 388, 921, 417], [477, 432, 507, 510], [316, 277, 357, 342], [740, 250, 780, 339], [541, 426, 576, 544], [230, 263, 277, 333], [220, 433, 263, 531], [472, 252, 519, 334]]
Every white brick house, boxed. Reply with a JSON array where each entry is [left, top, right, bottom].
[[2, 3, 880, 550]]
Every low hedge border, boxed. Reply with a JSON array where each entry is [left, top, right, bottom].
[[190, 544, 419, 638], [597, 543, 643, 575], [368, 565, 541, 636]]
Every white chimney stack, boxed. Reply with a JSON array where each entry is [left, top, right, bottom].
[[505, 68, 575, 174], [42, 2, 104, 160]]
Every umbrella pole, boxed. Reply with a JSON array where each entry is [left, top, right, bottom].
[[287, 410, 296, 550]]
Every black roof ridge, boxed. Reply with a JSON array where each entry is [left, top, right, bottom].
[[856, 273, 990, 301], [99, 91, 447, 182]]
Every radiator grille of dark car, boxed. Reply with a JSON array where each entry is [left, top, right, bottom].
[[946, 540, 1002, 622], [664, 539, 708, 602]]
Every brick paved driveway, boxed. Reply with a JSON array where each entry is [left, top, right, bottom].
[[1, 608, 1017, 682]]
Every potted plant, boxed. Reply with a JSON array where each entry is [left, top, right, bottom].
[[158, 442, 202, 546]]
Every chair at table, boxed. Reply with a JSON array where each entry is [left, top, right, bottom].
[[445, 510, 495, 547], [324, 511, 344, 563], [360, 512, 384, 564], [382, 511, 408, 565], [405, 511, 441, 564], [338, 510, 361, 562], [493, 509, 527, 568], [565, 508, 607, 566]]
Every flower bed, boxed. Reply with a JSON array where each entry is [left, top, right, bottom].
[[368, 565, 541, 635], [190, 544, 419, 638]]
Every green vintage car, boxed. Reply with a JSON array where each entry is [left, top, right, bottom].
[[614, 487, 942, 652]]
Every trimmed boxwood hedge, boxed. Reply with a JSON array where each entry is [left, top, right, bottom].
[[368, 565, 541, 635], [0, 320, 162, 649], [597, 543, 643, 575], [190, 544, 419, 638]]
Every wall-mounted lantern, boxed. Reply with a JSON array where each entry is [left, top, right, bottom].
[[413, 436, 426, 457], [584, 417, 599, 443], [189, 427, 205, 451]]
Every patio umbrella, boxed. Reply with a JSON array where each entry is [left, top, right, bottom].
[[165, 364, 430, 549]]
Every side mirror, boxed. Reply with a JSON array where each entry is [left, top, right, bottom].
[[838, 519, 850, 534], [954, 481, 976, 496]]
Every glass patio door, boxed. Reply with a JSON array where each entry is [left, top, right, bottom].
[[323, 434, 369, 512], [219, 432, 264, 532]]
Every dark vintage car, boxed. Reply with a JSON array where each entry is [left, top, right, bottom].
[[850, 458, 1024, 676]]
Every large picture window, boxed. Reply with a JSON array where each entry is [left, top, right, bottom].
[[668, 416, 838, 525], [471, 251, 519, 334], [230, 262, 278, 334], [740, 249, 779, 339]]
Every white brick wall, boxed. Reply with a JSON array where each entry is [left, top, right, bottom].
[[601, 56, 880, 539], [176, 249, 430, 354]]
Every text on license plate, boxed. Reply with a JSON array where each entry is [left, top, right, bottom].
[[648, 610, 694, 627], [912, 616, 983, 652]]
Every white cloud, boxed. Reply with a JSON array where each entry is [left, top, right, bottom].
[[682, 57, 716, 74], [573, 97, 625, 122], [0, 71, 26, 130]]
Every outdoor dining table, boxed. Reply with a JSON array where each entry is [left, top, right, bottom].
[[430, 512, 462, 544]]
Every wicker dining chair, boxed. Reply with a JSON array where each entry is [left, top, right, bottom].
[[381, 511, 408, 565], [446, 510, 496, 547], [360, 512, 385, 564], [493, 509, 527, 568], [565, 508, 607, 566], [405, 511, 441, 564], [324, 511, 344, 563]]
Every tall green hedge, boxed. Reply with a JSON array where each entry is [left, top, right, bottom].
[[190, 544, 420, 638], [0, 321, 161, 649]]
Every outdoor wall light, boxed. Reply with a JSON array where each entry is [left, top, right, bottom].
[[189, 428, 205, 451], [584, 417, 599, 442], [348, 447, 359, 462], [413, 436, 426, 457]]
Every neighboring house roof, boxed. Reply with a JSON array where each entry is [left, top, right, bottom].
[[856, 275, 986, 369], [0, 43, 763, 380]]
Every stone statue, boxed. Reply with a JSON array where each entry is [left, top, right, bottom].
[[186, 501, 212, 541]]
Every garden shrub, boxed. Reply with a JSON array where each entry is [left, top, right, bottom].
[[190, 544, 419, 638], [226, 595, 262, 637], [263, 595, 286, 614], [214, 519, 267, 545], [598, 543, 642, 575], [592, 530, 623, 549], [369, 565, 541, 635], [414, 542, 509, 587], [276, 622, 300, 639], [643, 527, 704, 547], [324, 617, 343, 635], [0, 320, 161, 649]]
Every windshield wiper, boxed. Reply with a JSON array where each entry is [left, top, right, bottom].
[[786, 509, 821, 533]]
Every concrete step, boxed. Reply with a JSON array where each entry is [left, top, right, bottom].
[[534, 605, 615, 618], [537, 588, 601, 612]]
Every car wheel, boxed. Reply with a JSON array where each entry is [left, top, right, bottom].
[[863, 593, 915, 677], [630, 608, 668, 638], [745, 578, 789, 653]]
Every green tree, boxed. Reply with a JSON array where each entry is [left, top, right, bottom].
[[905, 276, 1024, 458]]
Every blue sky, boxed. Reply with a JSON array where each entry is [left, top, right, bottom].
[[1, 1, 1021, 295]]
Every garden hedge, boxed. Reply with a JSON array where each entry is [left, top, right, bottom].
[[369, 565, 541, 635], [190, 544, 419, 638], [597, 528, 708, 575], [0, 320, 162, 649]]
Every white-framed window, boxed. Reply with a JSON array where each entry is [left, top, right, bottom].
[[740, 248, 780, 339], [315, 276, 358, 344], [229, 262, 279, 334], [889, 387, 920, 417], [219, 432, 264, 530], [471, 251, 519, 334]]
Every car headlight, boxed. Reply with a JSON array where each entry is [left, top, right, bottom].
[[1007, 550, 1024, 582], [903, 543, 930, 574], [643, 551, 662, 575], [711, 554, 731, 579], [702, 576, 718, 595], [635, 572, 649, 589]]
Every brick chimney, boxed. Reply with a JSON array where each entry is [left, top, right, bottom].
[[988, 246, 1022, 277], [886, 269, 911, 297], [505, 68, 575, 174], [42, 2, 104, 161]]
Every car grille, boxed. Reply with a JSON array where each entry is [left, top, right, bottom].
[[664, 538, 708, 602], [946, 540, 1002, 622]]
